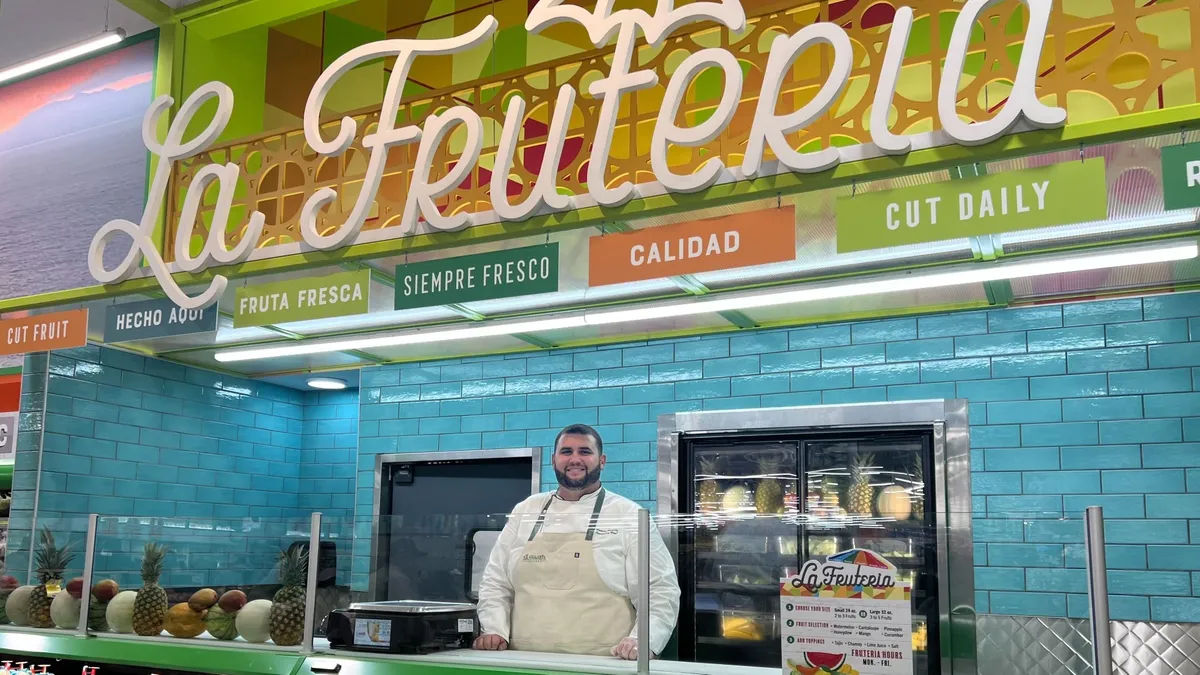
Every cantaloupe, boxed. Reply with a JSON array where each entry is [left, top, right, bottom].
[[50, 591, 80, 629], [235, 599, 272, 643], [204, 606, 238, 640], [5, 586, 34, 626], [164, 602, 206, 638], [106, 590, 137, 633]]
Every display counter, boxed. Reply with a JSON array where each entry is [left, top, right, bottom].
[[0, 629, 772, 675]]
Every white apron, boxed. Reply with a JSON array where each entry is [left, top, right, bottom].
[[509, 489, 637, 656]]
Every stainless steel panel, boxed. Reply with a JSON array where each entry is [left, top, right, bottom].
[[668, 399, 952, 433], [977, 615, 1094, 675], [979, 616, 1200, 675], [1111, 621, 1200, 675]]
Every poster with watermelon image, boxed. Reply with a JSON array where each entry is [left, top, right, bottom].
[[780, 549, 912, 675]]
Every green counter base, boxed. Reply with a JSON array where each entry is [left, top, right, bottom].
[[0, 630, 558, 675]]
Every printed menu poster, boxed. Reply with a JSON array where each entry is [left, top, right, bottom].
[[780, 549, 913, 675]]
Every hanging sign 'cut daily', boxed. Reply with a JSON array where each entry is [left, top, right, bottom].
[[835, 159, 1108, 253], [589, 207, 796, 286], [1161, 143, 1200, 210], [234, 270, 371, 328], [103, 297, 219, 343], [0, 309, 89, 357], [394, 244, 559, 310], [88, 0, 1067, 310]]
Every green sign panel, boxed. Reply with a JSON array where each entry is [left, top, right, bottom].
[[836, 158, 1108, 253], [395, 243, 559, 310], [234, 269, 371, 328], [1162, 143, 1200, 210]]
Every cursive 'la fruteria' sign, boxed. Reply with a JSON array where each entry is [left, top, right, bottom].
[[89, 0, 1065, 310]]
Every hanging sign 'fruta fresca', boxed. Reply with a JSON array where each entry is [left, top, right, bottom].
[[88, 0, 1065, 310]]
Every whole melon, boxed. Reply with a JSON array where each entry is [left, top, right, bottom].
[[204, 606, 239, 640], [0, 588, 13, 624], [5, 586, 34, 626], [235, 599, 272, 643], [50, 591, 80, 629], [876, 485, 913, 521], [164, 602, 206, 638], [106, 590, 137, 633], [88, 598, 109, 632]]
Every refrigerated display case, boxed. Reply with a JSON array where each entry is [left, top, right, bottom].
[[657, 400, 975, 675]]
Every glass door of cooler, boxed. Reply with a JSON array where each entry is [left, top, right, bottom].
[[680, 438, 801, 667], [802, 432, 938, 675]]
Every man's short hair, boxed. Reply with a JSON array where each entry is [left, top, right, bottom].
[[554, 423, 604, 455]]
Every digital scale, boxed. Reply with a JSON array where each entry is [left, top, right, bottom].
[[325, 600, 478, 654]]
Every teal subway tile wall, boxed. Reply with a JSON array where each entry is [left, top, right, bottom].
[[8, 346, 358, 588], [353, 291, 1200, 618]]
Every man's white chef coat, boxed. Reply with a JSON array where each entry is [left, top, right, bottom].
[[476, 488, 681, 655]]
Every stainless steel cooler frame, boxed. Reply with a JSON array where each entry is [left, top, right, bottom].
[[656, 399, 976, 675]]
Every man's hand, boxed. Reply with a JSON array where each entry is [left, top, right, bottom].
[[612, 637, 650, 661], [473, 634, 509, 651]]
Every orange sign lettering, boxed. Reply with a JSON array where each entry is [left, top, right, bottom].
[[0, 309, 89, 356], [589, 207, 796, 286]]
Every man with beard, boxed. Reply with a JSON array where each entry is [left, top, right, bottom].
[[473, 423, 680, 660]]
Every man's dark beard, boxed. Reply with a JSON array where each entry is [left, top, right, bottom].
[[555, 464, 602, 490]]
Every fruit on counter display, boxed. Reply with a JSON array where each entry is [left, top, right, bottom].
[[909, 455, 925, 520], [0, 573, 19, 624], [164, 602, 207, 638], [88, 595, 109, 632], [188, 588, 218, 611], [132, 543, 169, 635], [236, 599, 272, 643], [754, 455, 785, 515], [87, 579, 118, 632], [30, 528, 74, 628], [66, 577, 84, 599], [876, 485, 913, 520], [269, 547, 310, 646], [92, 579, 119, 603], [50, 590, 80, 629], [721, 615, 763, 641], [5, 586, 33, 626], [847, 454, 875, 516], [696, 456, 722, 513], [204, 606, 239, 640], [106, 590, 137, 633], [218, 589, 247, 613]]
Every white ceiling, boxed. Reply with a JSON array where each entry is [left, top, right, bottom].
[[0, 0, 155, 70]]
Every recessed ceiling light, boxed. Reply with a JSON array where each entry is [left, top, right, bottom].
[[306, 377, 348, 390]]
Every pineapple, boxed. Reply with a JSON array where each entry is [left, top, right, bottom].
[[754, 455, 784, 515], [30, 527, 73, 628], [910, 455, 926, 520], [697, 456, 721, 513], [820, 476, 841, 510], [848, 454, 876, 516], [132, 543, 169, 636], [268, 547, 309, 646]]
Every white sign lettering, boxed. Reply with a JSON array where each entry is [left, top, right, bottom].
[[89, 0, 1063, 308]]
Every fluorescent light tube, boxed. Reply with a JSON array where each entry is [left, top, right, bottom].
[[0, 30, 126, 85], [212, 242, 1198, 363], [215, 316, 586, 362]]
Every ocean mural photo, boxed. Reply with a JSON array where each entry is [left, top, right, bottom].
[[0, 38, 154, 305]]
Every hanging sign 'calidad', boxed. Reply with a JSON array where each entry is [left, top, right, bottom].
[[88, 0, 1065, 310]]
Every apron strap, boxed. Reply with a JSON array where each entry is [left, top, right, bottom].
[[528, 488, 607, 542]]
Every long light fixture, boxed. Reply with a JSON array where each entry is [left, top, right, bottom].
[[0, 29, 125, 85], [213, 241, 1198, 363]]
